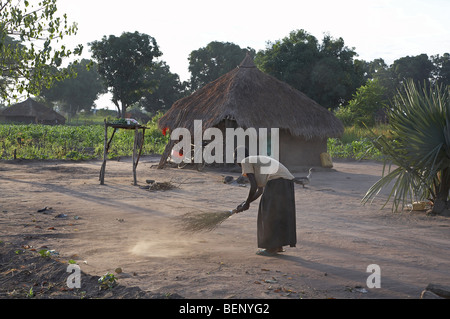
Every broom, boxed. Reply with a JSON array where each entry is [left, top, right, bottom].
[[178, 205, 242, 232]]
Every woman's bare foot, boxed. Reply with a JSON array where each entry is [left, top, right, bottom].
[[256, 247, 284, 256]]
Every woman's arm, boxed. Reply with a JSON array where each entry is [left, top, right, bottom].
[[236, 173, 263, 212]]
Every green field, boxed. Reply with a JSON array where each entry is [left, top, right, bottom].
[[0, 116, 169, 160], [0, 119, 388, 161]]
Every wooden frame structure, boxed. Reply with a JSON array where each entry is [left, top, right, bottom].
[[99, 119, 146, 186]]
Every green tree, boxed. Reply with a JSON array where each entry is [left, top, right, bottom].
[[391, 54, 434, 87], [40, 59, 107, 118], [139, 61, 187, 115], [365, 58, 389, 77], [0, 35, 21, 96], [335, 79, 388, 127], [370, 54, 446, 102], [363, 80, 450, 215], [0, 0, 82, 101], [367, 58, 398, 102], [188, 41, 255, 91], [89, 31, 162, 118], [256, 30, 319, 97], [255, 29, 365, 109], [431, 53, 450, 86]]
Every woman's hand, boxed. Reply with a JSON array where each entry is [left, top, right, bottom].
[[235, 201, 249, 213]]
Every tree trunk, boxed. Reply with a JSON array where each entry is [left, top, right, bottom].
[[432, 168, 450, 215], [113, 101, 121, 118], [121, 102, 127, 119]]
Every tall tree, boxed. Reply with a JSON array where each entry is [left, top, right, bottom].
[[366, 58, 397, 100], [391, 54, 434, 87], [255, 29, 365, 110], [431, 53, 450, 87], [89, 31, 162, 118], [40, 59, 106, 117], [0, 0, 82, 102], [188, 41, 255, 91], [369, 54, 446, 103], [256, 30, 319, 97], [139, 61, 187, 115]]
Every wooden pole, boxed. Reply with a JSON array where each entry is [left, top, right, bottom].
[[132, 125, 138, 186], [99, 119, 108, 185], [157, 139, 175, 169], [136, 128, 145, 167]]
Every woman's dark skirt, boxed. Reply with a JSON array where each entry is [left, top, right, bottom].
[[257, 178, 297, 249]]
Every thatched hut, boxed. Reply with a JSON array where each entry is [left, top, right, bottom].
[[0, 98, 66, 125], [158, 54, 343, 171]]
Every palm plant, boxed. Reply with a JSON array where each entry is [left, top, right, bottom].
[[362, 80, 449, 215]]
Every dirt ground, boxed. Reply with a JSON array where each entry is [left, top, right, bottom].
[[1, 156, 449, 300]]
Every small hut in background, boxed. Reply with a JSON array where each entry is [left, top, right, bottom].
[[0, 98, 66, 125], [158, 54, 343, 171]]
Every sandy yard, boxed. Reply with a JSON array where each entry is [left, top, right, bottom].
[[0, 156, 449, 299]]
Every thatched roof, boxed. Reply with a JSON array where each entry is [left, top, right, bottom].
[[1, 98, 65, 124], [158, 54, 343, 140]]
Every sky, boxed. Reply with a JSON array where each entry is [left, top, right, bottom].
[[56, 0, 450, 109]]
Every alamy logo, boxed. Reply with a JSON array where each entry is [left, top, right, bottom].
[[170, 120, 280, 174], [366, 264, 381, 288], [66, 264, 81, 288]]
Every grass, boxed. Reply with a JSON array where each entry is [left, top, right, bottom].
[[327, 125, 391, 160]]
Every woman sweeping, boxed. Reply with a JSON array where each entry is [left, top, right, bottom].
[[234, 148, 297, 256]]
